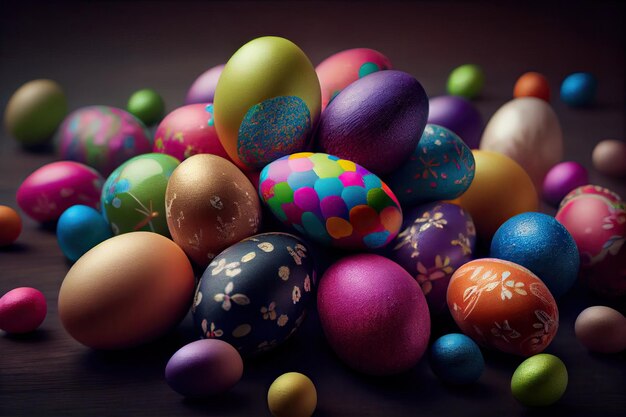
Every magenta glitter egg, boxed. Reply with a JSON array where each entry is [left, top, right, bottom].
[[184, 64, 225, 105], [153, 104, 230, 162], [428, 95, 483, 149], [542, 161, 589, 206]]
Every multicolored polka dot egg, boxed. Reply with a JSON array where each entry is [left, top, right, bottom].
[[259, 153, 402, 250]]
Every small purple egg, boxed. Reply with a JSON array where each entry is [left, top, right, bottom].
[[185, 64, 225, 105], [428, 96, 483, 149], [542, 161, 589, 206], [165, 339, 243, 397], [316, 70, 428, 176]]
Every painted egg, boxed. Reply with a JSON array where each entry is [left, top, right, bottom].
[[490, 212, 579, 299], [166, 154, 261, 269], [101, 153, 179, 237], [560, 72, 597, 107], [574, 306, 626, 353], [559, 184, 623, 207], [318, 254, 430, 375], [185, 64, 225, 105], [259, 152, 402, 250], [57, 205, 113, 262], [387, 124, 475, 206], [447, 258, 559, 357], [455, 150, 538, 240], [0, 287, 47, 334], [315, 47, 392, 111], [17, 161, 104, 223], [316, 70, 428, 176], [55, 105, 152, 175], [153, 104, 230, 162], [542, 161, 588, 206], [213, 36, 320, 170], [389, 202, 476, 314], [480, 97, 563, 190], [192, 232, 315, 357], [592, 139, 626, 178], [513, 71, 551, 102], [427, 95, 483, 149], [58, 232, 195, 349]]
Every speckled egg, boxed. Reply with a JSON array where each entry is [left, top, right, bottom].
[[213, 36, 320, 170], [315, 48, 392, 111], [17, 161, 104, 223], [192, 233, 315, 357], [389, 202, 476, 314], [427, 95, 483, 149], [447, 258, 559, 357], [101, 153, 179, 237], [429, 333, 485, 385], [511, 354, 568, 407], [259, 152, 402, 250], [153, 104, 230, 162], [480, 97, 563, 190], [387, 124, 475, 206], [316, 70, 428, 176], [55, 105, 152, 175], [185, 64, 225, 105]]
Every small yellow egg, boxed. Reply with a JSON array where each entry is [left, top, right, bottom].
[[267, 372, 317, 417]]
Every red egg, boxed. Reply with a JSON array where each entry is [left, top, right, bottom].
[[447, 258, 559, 357], [0, 287, 47, 333], [513, 72, 550, 102]]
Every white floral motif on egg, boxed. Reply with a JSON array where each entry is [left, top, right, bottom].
[[277, 315, 289, 327], [213, 282, 250, 311], [278, 266, 290, 281], [261, 302, 277, 320], [201, 319, 223, 338], [232, 324, 252, 338], [304, 275, 311, 292], [241, 252, 256, 262], [192, 290, 203, 312], [292, 286, 301, 304], [258, 242, 274, 252]]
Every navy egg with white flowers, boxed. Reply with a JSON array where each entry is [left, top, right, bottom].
[[192, 232, 316, 357]]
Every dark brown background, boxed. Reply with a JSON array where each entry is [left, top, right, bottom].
[[1, 1, 625, 416]]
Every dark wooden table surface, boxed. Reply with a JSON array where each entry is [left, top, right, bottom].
[[1, 1, 625, 416]]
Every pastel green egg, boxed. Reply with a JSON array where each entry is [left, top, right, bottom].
[[511, 353, 568, 407], [127, 88, 165, 126], [213, 36, 321, 171], [447, 64, 485, 99]]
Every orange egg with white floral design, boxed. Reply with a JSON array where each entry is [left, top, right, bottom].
[[447, 258, 559, 357]]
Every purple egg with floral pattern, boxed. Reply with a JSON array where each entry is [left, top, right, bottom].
[[316, 70, 428, 176], [192, 232, 316, 357], [185, 64, 225, 105], [389, 202, 476, 314], [388, 124, 475, 207], [153, 104, 231, 162], [428, 96, 483, 149]]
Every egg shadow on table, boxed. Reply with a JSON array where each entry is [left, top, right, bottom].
[[3, 328, 51, 343], [38, 220, 58, 234], [180, 390, 250, 414], [18, 140, 55, 154], [520, 402, 590, 417], [0, 242, 30, 253]]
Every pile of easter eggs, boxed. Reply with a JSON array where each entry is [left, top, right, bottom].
[[2, 35, 626, 415]]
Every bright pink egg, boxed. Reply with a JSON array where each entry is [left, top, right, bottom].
[[542, 161, 588, 206], [0, 287, 47, 333]]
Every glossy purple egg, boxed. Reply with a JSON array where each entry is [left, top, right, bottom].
[[542, 161, 589, 206], [316, 70, 428, 176], [428, 96, 483, 149], [389, 202, 476, 314], [185, 64, 225, 105]]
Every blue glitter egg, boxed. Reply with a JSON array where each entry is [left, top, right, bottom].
[[56, 205, 113, 262], [560, 72, 597, 107], [429, 333, 484, 384], [490, 212, 579, 298]]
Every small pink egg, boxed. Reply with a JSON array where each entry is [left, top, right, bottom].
[[592, 139, 626, 177], [542, 161, 589, 206], [0, 287, 47, 333]]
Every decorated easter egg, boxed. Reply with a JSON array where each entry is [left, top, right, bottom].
[[127, 88, 165, 126], [259, 152, 402, 250], [390, 202, 476, 314], [57, 205, 112, 262], [0, 205, 22, 246], [560, 72, 597, 107], [213, 36, 320, 170], [447, 64, 484, 99], [574, 306, 626, 353], [447, 258, 559, 357], [429, 333, 484, 385], [542, 161, 588, 206], [387, 124, 475, 206], [316, 70, 428, 176], [490, 212, 579, 298], [0, 287, 47, 334], [318, 254, 430, 375], [101, 153, 179, 237], [17, 161, 104, 223], [165, 339, 243, 397], [559, 184, 623, 207], [455, 150, 538, 240], [192, 233, 315, 357], [55, 105, 152, 175], [513, 72, 550, 102], [153, 104, 230, 162], [480, 97, 563, 190], [427, 95, 483, 149], [58, 232, 195, 349], [268, 372, 317, 417], [166, 154, 261, 268], [185, 64, 225, 105], [4, 79, 68, 146], [511, 354, 568, 407], [315, 47, 392, 111], [592, 139, 626, 177]]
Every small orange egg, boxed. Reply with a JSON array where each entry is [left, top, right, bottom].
[[513, 72, 550, 101], [0, 206, 22, 246], [456, 150, 538, 240]]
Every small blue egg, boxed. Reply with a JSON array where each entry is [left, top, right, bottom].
[[429, 333, 484, 384], [57, 205, 113, 262], [490, 212, 579, 298], [560, 72, 597, 107]]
